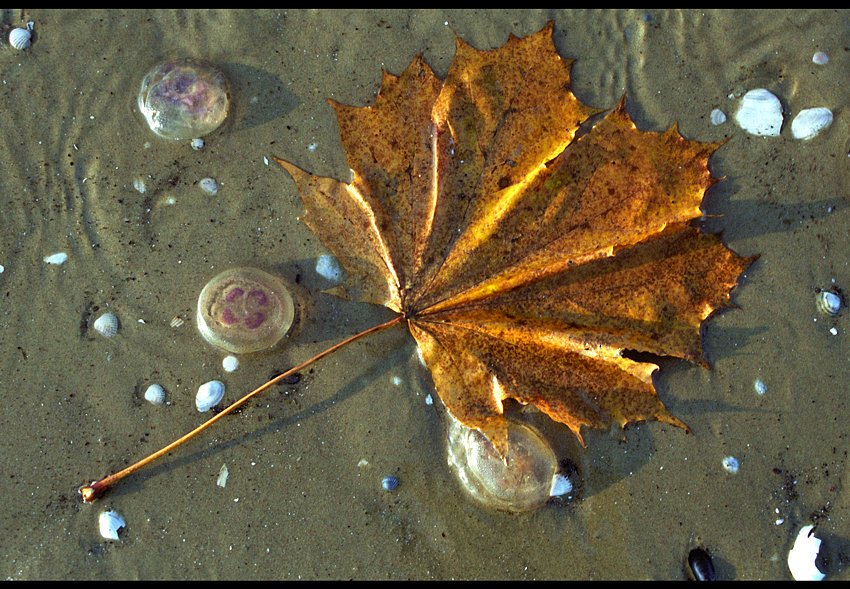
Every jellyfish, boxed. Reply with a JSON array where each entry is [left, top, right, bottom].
[[196, 267, 295, 354], [445, 412, 574, 513], [138, 58, 230, 140]]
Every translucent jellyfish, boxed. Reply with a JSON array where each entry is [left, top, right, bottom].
[[446, 412, 571, 513], [138, 58, 230, 140], [196, 267, 295, 354]]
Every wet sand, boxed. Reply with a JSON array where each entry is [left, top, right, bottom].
[[1, 9, 848, 579]]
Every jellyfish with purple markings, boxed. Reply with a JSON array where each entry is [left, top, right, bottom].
[[138, 58, 230, 140], [197, 267, 295, 354]]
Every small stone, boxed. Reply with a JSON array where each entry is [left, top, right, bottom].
[[382, 475, 399, 492]]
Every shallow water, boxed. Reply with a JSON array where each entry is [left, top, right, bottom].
[[1, 9, 848, 580]]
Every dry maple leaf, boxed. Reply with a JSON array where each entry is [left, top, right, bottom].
[[274, 22, 753, 455], [78, 22, 757, 504]]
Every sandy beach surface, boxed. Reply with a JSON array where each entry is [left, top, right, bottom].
[[1, 9, 848, 579]]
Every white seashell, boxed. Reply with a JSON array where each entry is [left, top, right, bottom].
[[93, 312, 119, 337], [315, 254, 343, 283], [812, 51, 828, 65], [43, 252, 68, 265], [815, 290, 841, 315], [722, 456, 739, 474], [9, 27, 32, 50], [169, 316, 185, 328], [98, 510, 126, 541], [191, 138, 204, 150], [133, 178, 146, 194], [199, 177, 218, 195], [709, 108, 726, 126], [196, 380, 225, 412], [144, 383, 166, 405], [222, 355, 239, 372], [754, 378, 767, 395], [216, 463, 229, 487], [788, 525, 825, 581], [734, 89, 783, 136], [791, 107, 833, 140]]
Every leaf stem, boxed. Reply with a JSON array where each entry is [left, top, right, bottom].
[[79, 314, 404, 502]]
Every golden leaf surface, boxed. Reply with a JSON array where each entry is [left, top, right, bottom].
[[275, 23, 754, 454]]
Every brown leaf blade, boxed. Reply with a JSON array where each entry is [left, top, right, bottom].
[[276, 23, 754, 450]]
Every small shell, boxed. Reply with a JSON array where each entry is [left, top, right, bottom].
[[216, 463, 229, 488], [222, 355, 239, 372], [43, 252, 68, 265], [199, 177, 218, 195], [812, 51, 829, 65], [722, 456, 739, 474], [734, 89, 783, 136], [687, 547, 717, 581], [315, 254, 344, 283], [788, 525, 825, 581], [93, 312, 119, 338], [9, 27, 32, 50], [196, 380, 225, 412], [791, 107, 833, 140], [98, 510, 126, 541], [169, 316, 185, 328], [382, 475, 399, 492], [816, 290, 841, 316], [709, 108, 726, 126], [144, 383, 166, 405], [191, 138, 205, 150]]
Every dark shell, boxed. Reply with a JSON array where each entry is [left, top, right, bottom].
[[687, 547, 716, 581]]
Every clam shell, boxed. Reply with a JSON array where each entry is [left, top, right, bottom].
[[788, 525, 825, 581], [199, 177, 218, 195], [221, 355, 239, 372], [315, 254, 344, 283], [144, 383, 166, 405], [93, 312, 119, 337], [791, 107, 833, 140], [9, 27, 31, 50], [98, 510, 126, 541], [195, 380, 225, 412], [816, 290, 841, 315], [43, 252, 68, 265], [734, 89, 783, 136]]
